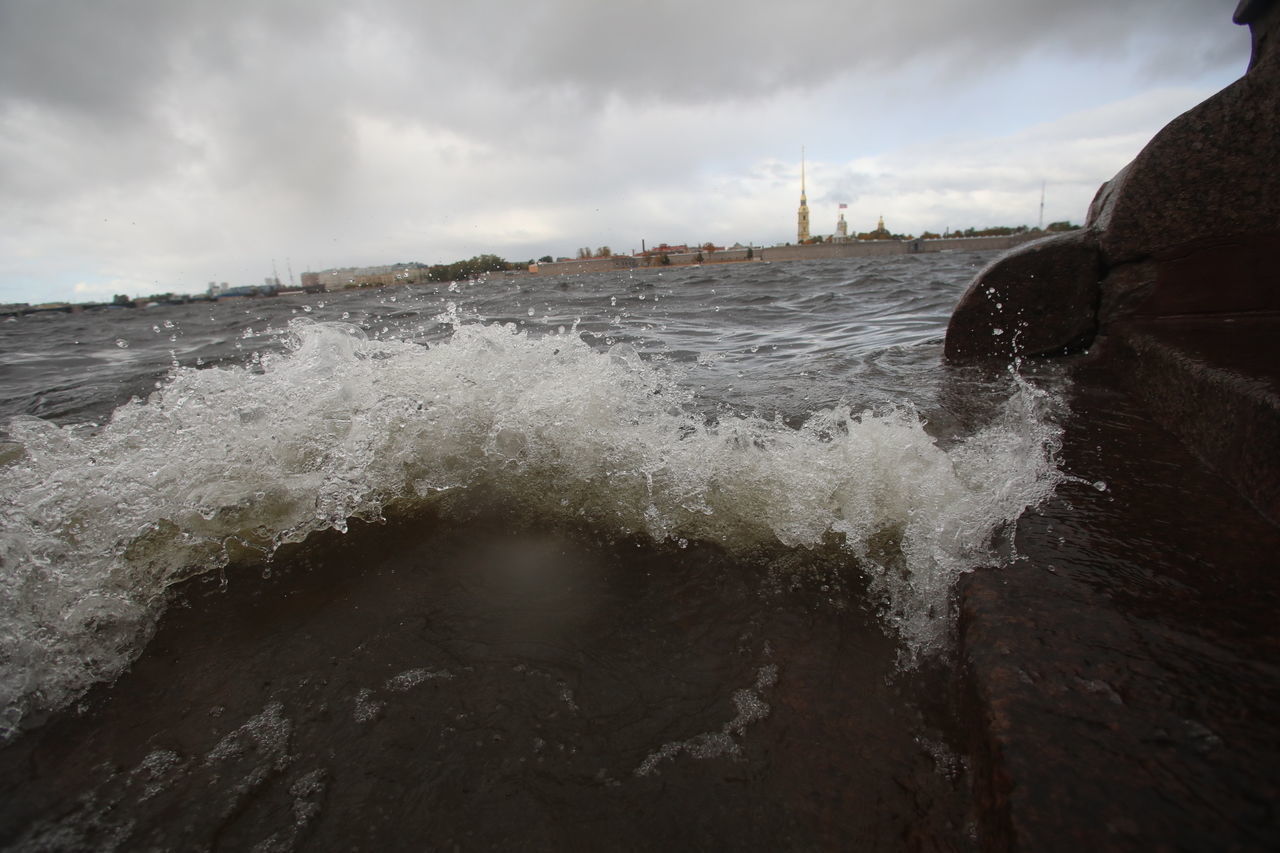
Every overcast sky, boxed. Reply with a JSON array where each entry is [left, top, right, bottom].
[[0, 0, 1251, 303]]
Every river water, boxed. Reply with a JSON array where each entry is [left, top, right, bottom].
[[0, 253, 1067, 849]]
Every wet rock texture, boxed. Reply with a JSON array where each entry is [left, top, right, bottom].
[[1108, 316, 1280, 523], [942, 232, 1100, 361], [949, 3, 1280, 849], [0, 519, 976, 851], [960, 356, 1280, 851]]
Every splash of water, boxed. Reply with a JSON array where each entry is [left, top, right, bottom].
[[0, 318, 1063, 739]]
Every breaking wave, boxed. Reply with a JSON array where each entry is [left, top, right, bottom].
[[0, 316, 1063, 739]]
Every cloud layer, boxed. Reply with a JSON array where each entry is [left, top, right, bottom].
[[0, 0, 1251, 301]]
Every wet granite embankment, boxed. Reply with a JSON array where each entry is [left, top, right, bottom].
[[959, 333, 1280, 849], [946, 2, 1280, 847]]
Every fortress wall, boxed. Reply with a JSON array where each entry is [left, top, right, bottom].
[[522, 234, 1046, 277], [920, 234, 1038, 252], [700, 249, 752, 263], [762, 234, 1037, 261], [761, 241, 901, 261], [529, 256, 640, 275], [305, 234, 1043, 289]]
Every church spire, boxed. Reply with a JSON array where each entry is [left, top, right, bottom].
[[797, 146, 810, 243]]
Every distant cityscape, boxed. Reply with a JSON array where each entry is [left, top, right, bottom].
[[2, 159, 1079, 316]]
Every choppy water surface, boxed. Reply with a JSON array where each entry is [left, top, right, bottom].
[[0, 253, 1066, 849]]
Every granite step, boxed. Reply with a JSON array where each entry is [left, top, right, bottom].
[[1106, 312, 1280, 525]]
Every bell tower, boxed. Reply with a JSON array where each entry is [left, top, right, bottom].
[[797, 147, 810, 243]]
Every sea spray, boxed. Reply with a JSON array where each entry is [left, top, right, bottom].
[[0, 317, 1063, 739]]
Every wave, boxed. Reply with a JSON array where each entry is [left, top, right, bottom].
[[0, 316, 1064, 740]]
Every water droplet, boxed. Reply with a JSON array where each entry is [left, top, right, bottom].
[[115, 339, 129, 348], [1093, 480, 1107, 492], [527, 307, 535, 316], [992, 328, 1004, 336]]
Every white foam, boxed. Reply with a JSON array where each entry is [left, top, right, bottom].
[[206, 701, 292, 769], [6, 702, 318, 850], [635, 662, 780, 776], [383, 667, 453, 692], [352, 688, 384, 724], [0, 319, 1063, 739]]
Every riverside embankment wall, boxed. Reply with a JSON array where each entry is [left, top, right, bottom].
[[530, 234, 1041, 276]]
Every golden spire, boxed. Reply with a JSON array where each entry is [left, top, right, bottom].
[[801, 147, 807, 200], [797, 146, 810, 242]]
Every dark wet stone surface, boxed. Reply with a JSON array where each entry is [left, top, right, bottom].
[[1106, 315, 1280, 524], [948, 2, 1279, 369], [1104, 235, 1280, 320], [0, 514, 976, 851], [959, 351, 1280, 851], [943, 232, 1101, 362], [939, 8, 1280, 847], [1086, 6, 1279, 268]]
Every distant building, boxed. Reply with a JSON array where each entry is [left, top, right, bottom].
[[302, 264, 426, 291], [860, 215, 892, 241], [636, 243, 690, 258], [836, 205, 848, 241]]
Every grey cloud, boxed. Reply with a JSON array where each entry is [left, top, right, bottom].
[[427, 0, 1243, 104], [816, 171, 874, 207], [0, 0, 173, 121], [3, 1, 1245, 122], [0, 1, 361, 206], [0, 0, 1247, 191], [0, 0, 1253, 302]]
